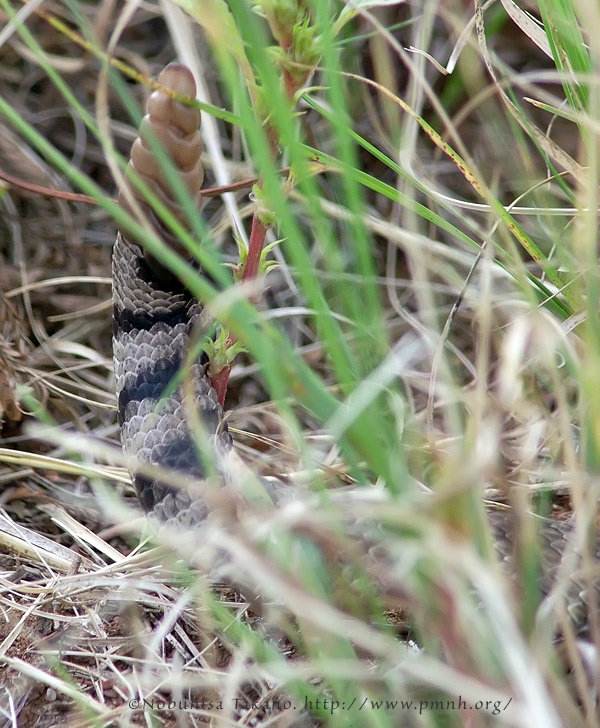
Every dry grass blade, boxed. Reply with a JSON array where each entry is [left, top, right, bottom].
[[0, 511, 95, 573]]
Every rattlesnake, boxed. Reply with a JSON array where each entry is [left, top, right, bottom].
[[112, 63, 598, 634]]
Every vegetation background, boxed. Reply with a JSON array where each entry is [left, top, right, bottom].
[[0, 0, 598, 726]]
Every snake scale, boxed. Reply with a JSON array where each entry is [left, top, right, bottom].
[[112, 64, 599, 635]]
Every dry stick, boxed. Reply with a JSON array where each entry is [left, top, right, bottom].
[[0, 167, 261, 204]]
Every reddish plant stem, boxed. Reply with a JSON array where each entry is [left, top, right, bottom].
[[210, 34, 306, 405], [242, 212, 268, 283], [211, 348, 234, 406], [211, 212, 269, 405], [282, 68, 296, 101]]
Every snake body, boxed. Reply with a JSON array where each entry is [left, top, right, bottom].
[[113, 65, 233, 528], [113, 64, 598, 633]]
